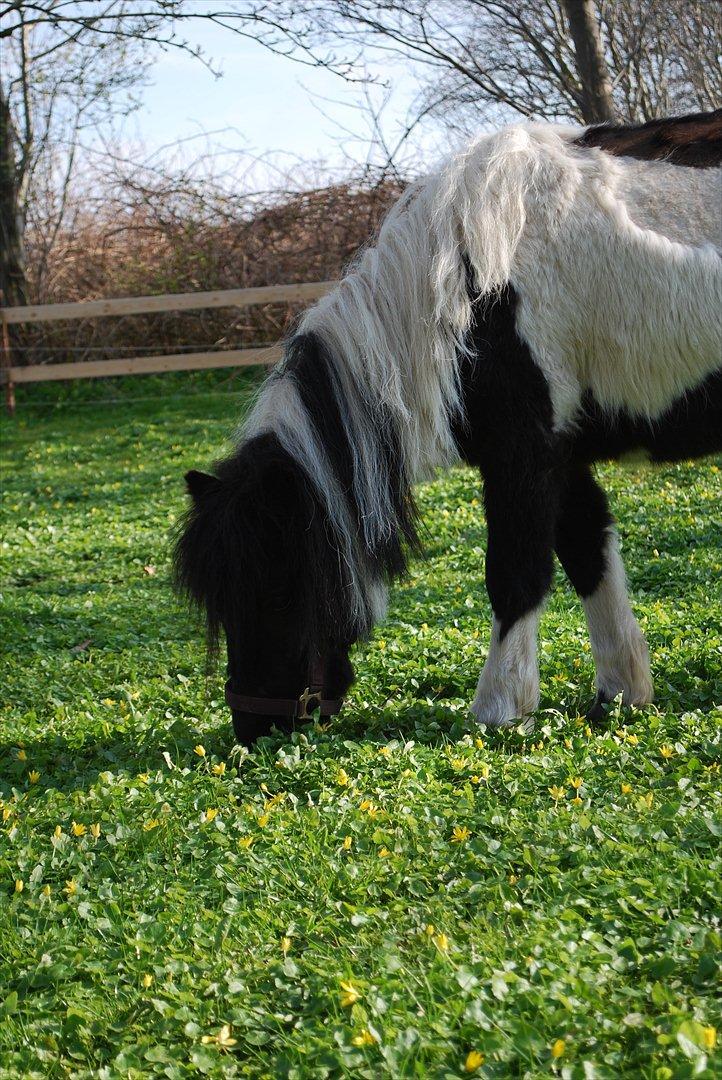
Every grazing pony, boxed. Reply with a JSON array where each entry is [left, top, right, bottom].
[[175, 110, 722, 744]]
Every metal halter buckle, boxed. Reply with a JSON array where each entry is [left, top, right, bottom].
[[297, 686, 322, 720]]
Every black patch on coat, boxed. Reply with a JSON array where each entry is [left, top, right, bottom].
[[453, 285, 563, 638], [576, 108, 722, 168], [554, 464, 614, 599]]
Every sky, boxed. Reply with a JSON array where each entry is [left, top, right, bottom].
[[130, 17, 450, 190]]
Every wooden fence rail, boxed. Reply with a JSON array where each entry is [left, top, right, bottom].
[[0, 280, 336, 414]]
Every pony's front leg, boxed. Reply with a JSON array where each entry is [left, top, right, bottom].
[[470, 469, 558, 728], [555, 464, 653, 717]]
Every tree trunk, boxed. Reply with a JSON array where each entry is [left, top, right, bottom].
[[0, 81, 29, 310], [561, 0, 616, 124]]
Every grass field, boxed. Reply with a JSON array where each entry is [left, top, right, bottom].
[[1, 373, 720, 1079]]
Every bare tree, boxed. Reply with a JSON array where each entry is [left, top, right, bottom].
[[0, 0, 324, 308], [250, 1, 721, 137], [562, 0, 614, 121]]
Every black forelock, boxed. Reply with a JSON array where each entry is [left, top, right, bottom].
[[173, 432, 358, 659]]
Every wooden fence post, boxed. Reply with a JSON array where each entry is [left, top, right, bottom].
[[0, 293, 16, 416]]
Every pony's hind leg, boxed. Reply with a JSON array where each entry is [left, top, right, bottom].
[[555, 464, 653, 718], [470, 464, 559, 728]]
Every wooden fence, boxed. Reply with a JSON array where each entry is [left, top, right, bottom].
[[0, 280, 336, 414]]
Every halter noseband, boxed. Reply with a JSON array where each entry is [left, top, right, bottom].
[[224, 655, 343, 722]]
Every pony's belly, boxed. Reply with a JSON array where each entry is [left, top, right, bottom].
[[572, 366, 722, 464]]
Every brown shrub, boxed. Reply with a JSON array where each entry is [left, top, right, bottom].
[[19, 180, 404, 367]]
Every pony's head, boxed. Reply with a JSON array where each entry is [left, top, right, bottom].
[[174, 428, 363, 743]]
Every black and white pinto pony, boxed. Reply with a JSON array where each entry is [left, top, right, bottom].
[[176, 110, 722, 744]]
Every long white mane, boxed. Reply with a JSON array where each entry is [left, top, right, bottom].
[[242, 121, 722, 631]]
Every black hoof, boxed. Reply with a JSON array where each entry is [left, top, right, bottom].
[[586, 692, 612, 723]]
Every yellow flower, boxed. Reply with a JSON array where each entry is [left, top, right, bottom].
[[2, 806, 12, 822], [239, 836, 253, 849], [41, 884, 51, 897], [143, 818, 160, 831], [201, 1024, 237, 1049], [451, 825, 471, 843], [425, 923, 435, 936], [257, 814, 269, 827], [470, 775, 481, 785], [342, 835, 352, 850], [571, 796, 583, 806], [204, 808, 219, 822], [17, 749, 27, 762], [142, 973, 153, 988], [703, 1026, 717, 1050], [193, 744, 206, 757], [351, 1029, 377, 1046], [340, 980, 361, 1007], [28, 770, 40, 784], [359, 799, 372, 813], [551, 1038, 565, 1058], [71, 821, 86, 837], [549, 786, 566, 802], [564, 738, 573, 749], [14, 879, 23, 894], [584, 725, 592, 738], [660, 745, 674, 759], [451, 757, 465, 771], [627, 733, 639, 746], [53, 825, 62, 838], [378, 847, 391, 858], [465, 1050, 485, 1072], [474, 738, 484, 750], [281, 936, 291, 956], [336, 768, 350, 787], [90, 823, 101, 839], [479, 763, 490, 780], [64, 879, 77, 896], [621, 783, 632, 795], [637, 792, 654, 811], [212, 762, 226, 776], [570, 777, 582, 789], [377, 745, 391, 757], [434, 933, 450, 952]]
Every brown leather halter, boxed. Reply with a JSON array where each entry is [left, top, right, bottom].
[[224, 655, 343, 721]]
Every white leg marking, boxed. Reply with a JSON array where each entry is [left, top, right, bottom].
[[470, 609, 541, 728], [583, 531, 653, 706]]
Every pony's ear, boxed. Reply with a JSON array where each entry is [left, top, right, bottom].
[[185, 470, 222, 501]]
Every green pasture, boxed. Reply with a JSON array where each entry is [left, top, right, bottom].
[[1, 372, 720, 1078]]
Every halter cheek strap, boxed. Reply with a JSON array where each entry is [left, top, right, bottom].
[[224, 657, 344, 721]]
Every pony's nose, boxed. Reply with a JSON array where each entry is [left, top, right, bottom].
[[231, 710, 294, 746]]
